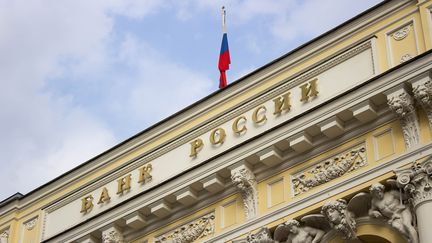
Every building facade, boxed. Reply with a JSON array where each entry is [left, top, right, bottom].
[[2, 0, 432, 242]]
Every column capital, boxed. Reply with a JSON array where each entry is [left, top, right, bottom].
[[396, 159, 432, 209]]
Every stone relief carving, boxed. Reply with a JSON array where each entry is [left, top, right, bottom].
[[25, 218, 38, 231], [102, 229, 124, 243], [231, 167, 258, 220], [0, 229, 9, 243], [155, 212, 215, 243], [292, 144, 367, 196], [400, 54, 413, 63], [393, 25, 410, 41], [245, 228, 274, 243], [369, 182, 419, 243], [321, 199, 357, 240], [387, 91, 420, 149], [274, 218, 327, 243], [397, 160, 432, 208], [412, 77, 432, 129]]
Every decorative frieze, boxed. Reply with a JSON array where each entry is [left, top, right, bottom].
[[291, 144, 367, 196], [230, 164, 258, 220], [386, 87, 420, 149], [155, 212, 215, 243]]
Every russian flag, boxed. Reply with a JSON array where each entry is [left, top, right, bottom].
[[218, 32, 230, 89]]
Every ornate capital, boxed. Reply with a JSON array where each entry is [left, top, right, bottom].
[[412, 72, 432, 131], [386, 87, 420, 149], [230, 163, 258, 220], [245, 228, 274, 243], [397, 160, 432, 209], [102, 228, 124, 243], [25, 218, 38, 231]]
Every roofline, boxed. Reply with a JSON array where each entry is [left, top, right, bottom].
[[1, 0, 390, 204]]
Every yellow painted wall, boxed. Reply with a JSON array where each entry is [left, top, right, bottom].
[[2, 1, 432, 242]]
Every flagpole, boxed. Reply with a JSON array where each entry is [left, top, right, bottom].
[[221, 6, 226, 33]]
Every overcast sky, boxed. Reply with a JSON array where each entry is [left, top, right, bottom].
[[0, 0, 383, 201]]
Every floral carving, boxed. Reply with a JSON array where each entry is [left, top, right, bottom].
[[393, 26, 410, 41], [102, 229, 124, 243], [231, 167, 258, 220], [292, 145, 367, 196], [400, 54, 413, 63], [25, 218, 37, 231], [387, 91, 420, 149], [155, 212, 215, 243]]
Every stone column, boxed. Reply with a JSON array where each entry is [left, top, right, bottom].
[[230, 161, 258, 220], [385, 84, 420, 149], [396, 160, 432, 243]]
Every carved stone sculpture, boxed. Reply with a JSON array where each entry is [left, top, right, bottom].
[[274, 219, 325, 243], [412, 76, 432, 129], [321, 199, 356, 240], [231, 167, 258, 220], [155, 212, 215, 243], [292, 145, 367, 196], [397, 161, 432, 208], [245, 228, 274, 243], [0, 230, 9, 243], [102, 229, 124, 243], [387, 91, 420, 149], [369, 182, 418, 243]]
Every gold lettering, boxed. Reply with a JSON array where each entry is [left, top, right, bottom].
[[232, 116, 247, 134], [97, 187, 110, 204], [252, 106, 267, 124], [117, 174, 131, 195], [300, 78, 318, 102], [210, 128, 226, 145], [80, 195, 93, 214], [138, 164, 153, 184], [189, 138, 203, 157], [273, 92, 291, 115]]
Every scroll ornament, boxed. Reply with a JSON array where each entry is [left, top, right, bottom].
[[387, 91, 420, 148], [0, 230, 9, 243], [102, 230, 124, 243], [412, 78, 432, 128], [231, 167, 258, 220]]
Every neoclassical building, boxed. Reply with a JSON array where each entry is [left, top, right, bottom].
[[2, 0, 432, 242]]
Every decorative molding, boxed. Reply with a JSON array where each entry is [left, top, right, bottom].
[[397, 160, 432, 209], [102, 229, 124, 243], [231, 165, 258, 220], [387, 89, 420, 149], [154, 212, 215, 243], [393, 25, 410, 41], [400, 54, 413, 63], [25, 217, 38, 231], [291, 144, 367, 196]]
